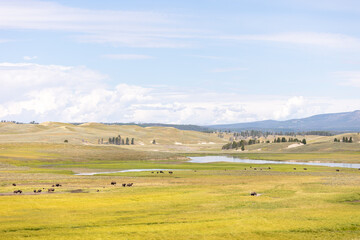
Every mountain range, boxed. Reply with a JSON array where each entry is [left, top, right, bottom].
[[207, 110, 360, 132]]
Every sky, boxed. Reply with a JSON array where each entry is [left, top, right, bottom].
[[1, 0, 360, 124]]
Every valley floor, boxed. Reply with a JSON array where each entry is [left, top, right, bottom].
[[0, 143, 360, 239]]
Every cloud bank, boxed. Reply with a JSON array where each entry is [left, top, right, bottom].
[[1, 62, 359, 124]]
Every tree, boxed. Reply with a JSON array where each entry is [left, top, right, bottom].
[[126, 137, 130, 145], [334, 138, 338, 142], [131, 138, 135, 145], [302, 139, 307, 144], [281, 137, 287, 142], [152, 139, 156, 144], [349, 137, 353, 143], [241, 145, 245, 151]]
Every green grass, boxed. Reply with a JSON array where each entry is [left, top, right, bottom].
[[1, 142, 360, 239]]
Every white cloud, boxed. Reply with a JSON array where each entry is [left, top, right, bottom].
[[23, 56, 37, 60], [0, 0, 197, 48], [102, 54, 154, 60], [333, 71, 360, 87], [0, 62, 359, 124], [273, 96, 305, 120], [220, 32, 360, 49], [211, 67, 247, 73]]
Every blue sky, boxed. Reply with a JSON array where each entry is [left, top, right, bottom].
[[1, 0, 360, 124]]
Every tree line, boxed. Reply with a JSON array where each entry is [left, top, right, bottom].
[[98, 135, 134, 145], [334, 137, 353, 143]]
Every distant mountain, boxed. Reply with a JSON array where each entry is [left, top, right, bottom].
[[208, 110, 360, 132]]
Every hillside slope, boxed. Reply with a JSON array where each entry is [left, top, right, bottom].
[[0, 122, 224, 147]]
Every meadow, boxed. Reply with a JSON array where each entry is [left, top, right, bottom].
[[0, 123, 360, 239]]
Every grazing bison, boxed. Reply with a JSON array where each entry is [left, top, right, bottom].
[[111, 181, 116, 185], [250, 192, 257, 196], [268, 167, 271, 170], [293, 168, 297, 170], [55, 184, 62, 187], [126, 183, 133, 187], [37, 189, 42, 193], [254, 168, 257, 170], [151, 172, 154, 173], [14, 190, 22, 194], [169, 171, 173, 174], [33, 190, 37, 193], [336, 169, 340, 172], [122, 183, 126, 187], [12, 183, 16, 186], [52, 185, 55, 187], [304, 168, 307, 170], [244, 168, 247, 170], [48, 188, 55, 192], [160, 171, 164, 173], [96, 190, 100, 192]]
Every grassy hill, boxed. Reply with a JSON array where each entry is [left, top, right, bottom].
[[0, 122, 225, 147]]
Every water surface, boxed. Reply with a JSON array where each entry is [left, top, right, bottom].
[[189, 156, 360, 169], [75, 169, 176, 176]]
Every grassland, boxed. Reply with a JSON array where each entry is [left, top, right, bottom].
[[0, 123, 360, 239]]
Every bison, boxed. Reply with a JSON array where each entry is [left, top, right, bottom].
[[55, 183, 62, 187], [169, 171, 173, 174], [12, 183, 16, 186], [126, 183, 133, 187], [160, 171, 164, 174], [111, 181, 116, 185], [13, 190, 22, 194], [37, 189, 42, 193], [293, 168, 297, 170], [336, 169, 340, 172], [122, 183, 126, 187], [250, 192, 257, 196], [304, 168, 307, 170], [48, 188, 55, 192]]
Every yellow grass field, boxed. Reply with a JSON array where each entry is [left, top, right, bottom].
[[0, 123, 360, 239]]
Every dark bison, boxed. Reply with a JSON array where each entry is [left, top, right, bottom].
[[244, 168, 247, 170], [96, 190, 100, 192], [126, 183, 133, 187], [304, 168, 307, 170], [14, 190, 22, 194], [336, 169, 340, 172], [268, 167, 271, 170], [169, 171, 173, 174], [160, 171, 164, 173], [254, 168, 257, 170], [48, 188, 55, 192], [37, 189, 42, 193], [55, 184, 62, 187], [33, 190, 37, 193], [293, 168, 297, 170], [250, 192, 257, 196], [122, 183, 126, 187], [111, 181, 116, 185], [12, 183, 16, 186]]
